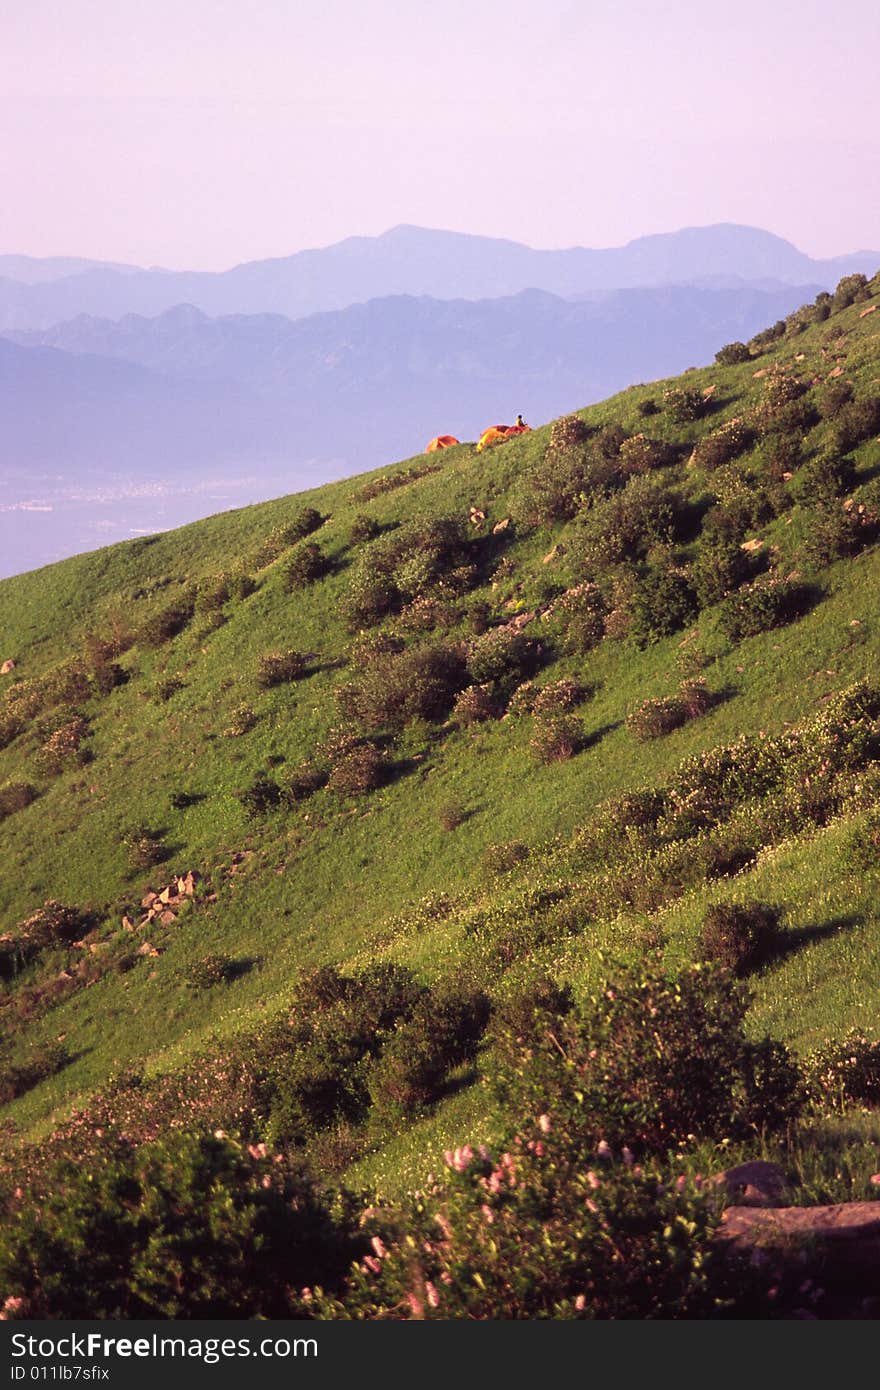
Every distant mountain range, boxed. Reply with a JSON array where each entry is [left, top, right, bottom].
[[3, 281, 822, 472], [0, 224, 876, 331]]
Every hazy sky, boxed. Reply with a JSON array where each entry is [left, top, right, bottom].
[[2, 0, 878, 269]]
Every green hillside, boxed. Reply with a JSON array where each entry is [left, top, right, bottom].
[[1, 271, 879, 1318]]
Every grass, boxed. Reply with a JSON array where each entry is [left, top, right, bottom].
[[1, 278, 880, 1202]]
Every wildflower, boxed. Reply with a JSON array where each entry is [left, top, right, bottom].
[[371, 1236, 387, 1259], [575, 1295, 586, 1311], [214, 1128, 227, 1140], [425, 1282, 440, 1309], [585, 1199, 599, 1214], [870, 1174, 880, 1185], [363, 1256, 381, 1274], [481, 1204, 494, 1224], [675, 1175, 687, 1192], [622, 1146, 634, 1167], [596, 1140, 612, 1159], [247, 1142, 268, 1160], [585, 1171, 601, 1189], [537, 1114, 551, 1133], [534, 1141, 545, 1157]]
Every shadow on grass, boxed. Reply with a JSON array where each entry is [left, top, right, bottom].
[[582, 718, 623, 750], [772, 913, 862, 965]]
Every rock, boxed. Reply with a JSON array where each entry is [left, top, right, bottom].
[[493, 517, 511, 534], [0, 659, 16, 675], [121, 915, 136, 932], [141, 891, 158, 909], [137, 941, 161, 957], [158, 909, 176, 925], [158, 886, 174, 904], [702, 384, 717, 397], [859, 304, 877, 318], [740, 537, 765, 552], [752, 368, 768, 379], [718, 1202, 880, 1277], [469, 507, 486, 526], [716, 1160, 787, 1207], [828, 365, 843, 378], [542, 545, 559, 564]]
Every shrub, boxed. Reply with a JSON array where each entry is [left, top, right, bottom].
[[718, 578, 816, 643], [628, 566, 698, 647], [830, 396, 880, 453], [467, 629, 539, 686], [616, 434, 674, 477], [452, 683, 497, 726], [663, 386, 704, 423], [530, 678, 586, 718], [349, 513, 382, 545], [806, 1031, 880, 1110], [840, 810, 880, 873], [816, 379, 854, 420], [283, 541, 329, 590], [800, 500, 879, 568], [715, 342, 751, 366], [326, 742, 386, 796], [549, 583, 607, 653], [223, 703, 258, 737], [692, 538, 755, 608], [237, 776, 283, 817], [438, 800, 467, 831], [139, 599, 194, 648], [0, 1041, 69, 1105], [549, 414, 591, 450], [0, 1133, 359, 1318], [568, 476, 682, 578], [369, 989, 490, 1116], [748, 319, 787, 352], [281, 761, 327, 803], [529, 714, 582, 763], [341, 568, 400, 629], [792, 453, 855, 506], [0, 781, 37, 821], [33, 716, 91, 776], [256, 649, 308, 687], [482, 840, 530, 875], [637, 396, 659, 417], [152, 675, 185, 702], [185, 954, 236, 989], [831, 272, 870, 310], [689, 418, 753, 471], [697, 902, 783, 976], [122, 824, 167, 870], [627, 695, 686, 740], [338, 640, 467, 731]]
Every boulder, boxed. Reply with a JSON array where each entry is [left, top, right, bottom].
[[141, 891, 158, 909], [0, 659, 16, 675], [158, 909, 176, 926], [715, 1160, 787, 1207], [121, 915, 136, 932], [719, 1201, 880, 1277], [493, 517, 511, 534]]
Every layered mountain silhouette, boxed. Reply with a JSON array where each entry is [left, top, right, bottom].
[[1, 223, 875, 331]]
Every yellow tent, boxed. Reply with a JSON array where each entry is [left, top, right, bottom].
[[476, 426, 508, 453]]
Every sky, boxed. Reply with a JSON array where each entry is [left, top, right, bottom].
[[1, 0, 878, 270]]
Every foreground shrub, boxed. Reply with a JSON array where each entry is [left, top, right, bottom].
[[237, 776, 283, 817], [663, 386, 705, 423], [830, 396, 880, 453], [627, 681, 712, 740], [715, 341, 751, 366], [549, 583, 607, 653], [806, 1031, 880, 1110], [349, 513, 382, 545], [222, 703, 258, 737], [467, 629, 540, 687], [697, 902, 783, 977], [121, 823, 167, 871], [33, 716, 91, 776], [369, 989, 490, 1117], [692, 538, 755, 608], [689, 418, 753, 471], [840, 810, 880, 873], [792, 453, 855, 506], [326, 741, 386, 796], [491, 961, 802, 1153], [452, 683, 497, 726], [0, 1133, 360, 1318]]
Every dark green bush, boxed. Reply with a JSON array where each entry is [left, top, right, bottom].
[[697, 901, 783, 976], [816, 379, 854, 420], [840, 810, 880, 873], [185, 954, 237, 989], [283, 541, 329, 591], [831, 272, 869, 310], [326, 741, 386, 795], [715, 342, 751, 366], [452, 683, 497, 725], [830, 396, 880, 453], [482, 840, 530, 875], [121, 823, 167, 870], [237, 776, 283, 817], [689, 418, 753, 471], [692, 538, 755, 608], [139, 599, 195, 649], [569, 476, 683, 579], [0, 781, 37, 821], [0, 1041, 69, 1104], [281, 506, 324, 542], [338, 639, 468, 731], [529, 714, 582, 763], [349, 513, 381, 545], [792, 453, 855, 506], [629, 566, 698, 647], [801, 501, 880, 568], [550, 583, 607, 653], [663, 387, 704, 423], [369, 989, 490, 1116], [718, 579, 816, 642], [467, 628, 539, 687]]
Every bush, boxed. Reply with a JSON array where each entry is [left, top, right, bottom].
[[185, 954, 237, 989], [256, 649, 308, 687], [568, 476, 683, 579], [237, 776, 283, 817], [152, 675, 185, 703], [122, 824, 167, 871], [689, 418, 753, 471], [0, 1041, 69, 1104], [628, 566, 698, 647], [438, 800, 467, 831], [692, 538, 755, 609], [800, 500, 880, 568], [467, 628, 539, 687], [482, 840, 530, 875], [277, 506, 324, 544], [369, 989, 490, 1116], [529, 714, 582, 763], [616, 434, 674, 477], [718, 578, 816, 643], [549, 583, 607, 653], [816, 379, 854, 420], [840, 810, 880, 873], [792, 453, 855, 506], [326, 742, 386, 796], [627, 695, 686, 740], [831, 272, 870, 310], [281, 761, 327, 803], [283, 542, 329, 591], [532, 678, 586, 716], [715, 342, 752, 366], [349, 513, 381, 545], [0, 1133, 359, 1318], [697, 902, 783, 976], [338, 640, 467, 731], [223, 703, 258, 737], [139, 599, 195, 649], [663, 386, 705, 423], [452, 683, 497, 726], [830, 396, 880, 453], [0, 781, 37, 821], [33, 716, 91, 776], [806, 1031, 880, 1110], [549, 414, 591, 450], [637, 397, 659, 417], [342, 568, 400, 629]]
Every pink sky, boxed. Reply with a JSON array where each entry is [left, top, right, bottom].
[[1, 0, 878, 269]]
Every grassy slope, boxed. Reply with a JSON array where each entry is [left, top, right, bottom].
[[1, 287, 879, 1187]]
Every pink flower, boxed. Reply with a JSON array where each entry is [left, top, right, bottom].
[[585, 1198, 599, 1214], [575, 1295, 586, 1311], [622, 1146, 634, 1167], [870, 1174, 880, 1185], [534, 1141, 545, 1158], [537, 1114, 551, 1133], [363, 1255, 381, 1274], [481, 1204, 495, 1224], [596, 1140, 612, 1159], [371, 1236, 387, 1259], [248, 1142, 268, 1160], [675, 1175, 687, 1192], [425, 1281, 440, 1309], [586, 1170, 601, 1189]]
